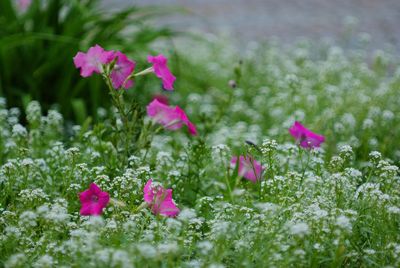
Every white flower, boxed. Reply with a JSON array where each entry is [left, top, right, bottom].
[[178, 208, 197, 222], [289, 222, 310, 237], [33, 255, 54, 268], [5, 253, 26, 268], [12, 124, 27, 138], [387, 206, 400, 214], [158, 241, 179, 255], [197, 241, 213, 255], [336, 215, 352, 232], [137, 243, 157, 259]]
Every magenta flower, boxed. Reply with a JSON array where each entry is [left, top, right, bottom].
[[79, 183, 110, 216], [110, 51, 135, 89], [143, 179, 180, 217], [148, 54, 176, 91], [289, 121, 325, 149], [231, 156, 263, 183], [73, 45, 114, 77], [146, 99, 197, 136]]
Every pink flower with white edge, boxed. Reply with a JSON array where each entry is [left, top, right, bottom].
[[289, 121, 325, 149], [110, 51, 135, 89], [146, 99, 197, 136], [231, 156, 263, 183], [79, 183, 110, 216], [143, 179, 180, 217], [148, 54, 176, 91], [73, 45, 114, 77]]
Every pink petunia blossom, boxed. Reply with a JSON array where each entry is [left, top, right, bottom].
[[289, 121, 325, 149], [79, 183, 110, 216], [143, 179, 180, 217], [73, 45, 114, 77], [110, 51, 135, 89], [147, 54, 176, 91], [146, 99, 197, 136], [231, 156, 263, 183]]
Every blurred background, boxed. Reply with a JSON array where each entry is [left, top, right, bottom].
[[1, 0, 399, 124], [105, 0, 400, 51]]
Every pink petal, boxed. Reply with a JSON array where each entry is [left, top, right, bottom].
[[147, 100, 197, 135], [73, 44, 114, 78], [79, 203, 93, 216], [231, 156, 263, 183], [79, 188, 92, 203], [187, 122, 198, 136], [143, 179, 154, 204], [90, 203, 105, 215], [148, 54, 176, 91], [89, 183, 102, 195], [159, 199, 180, 217], [152, 94, 169, 105], [110, 51, 135, 89], [158, 189, 180, 217], [97, 191, 110, 207], [146, 100, 182, 129], [289, 121, 325, 149]]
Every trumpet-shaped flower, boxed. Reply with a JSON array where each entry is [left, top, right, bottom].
[[73, 45, 114, 77], [147, 99, 197, 136], [289, 121, 325, 148], [148, 54, 176, 90], [143, 179, 180, 217], [110, 51, 135, 89], [231, 156, 263, 183], [79, 183, 110, 216]]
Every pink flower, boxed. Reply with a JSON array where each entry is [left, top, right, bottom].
[[143, 179, 180, 217], [146, 99, 197, 136], [16, 0, 31, 11], [79, 183, 110, 216], [152, 94, 169, 105], [148, 54, 176, 90], [110, 51, 135, 89], [289, 121, 325, 149], [73, 45, 114, 77], [231, 156, 263, 183]]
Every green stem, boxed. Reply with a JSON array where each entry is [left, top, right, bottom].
[[133, 67, 154, 77]]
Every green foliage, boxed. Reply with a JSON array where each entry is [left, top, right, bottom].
[[1, 31, 400, 267], [0, 0, 174, 122]]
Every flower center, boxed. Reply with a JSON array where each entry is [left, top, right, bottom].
[[91, 195, 99, 202]]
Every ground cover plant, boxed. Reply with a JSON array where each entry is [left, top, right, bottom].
[[1, 18, 400, 268]]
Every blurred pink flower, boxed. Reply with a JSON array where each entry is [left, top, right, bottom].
[[289, 121, 325, 149], [147, 99, 197, 136], [16, 0, 31, 11], [231, 156, 263, 183], [79, 183, 110, 216], [148, 54, 176, 90], [73, 45, 114, 77], [110, 51, 135, 89], [152, 94, 169, 105], [143, 179, 180, 217]]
